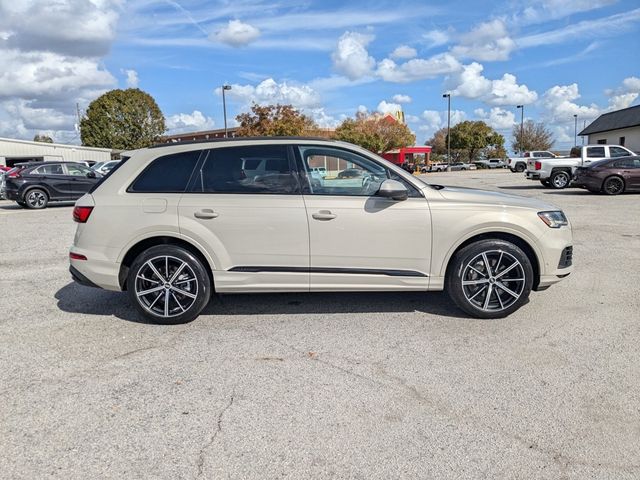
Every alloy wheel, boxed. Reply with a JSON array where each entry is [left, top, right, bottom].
[[461, 250, 526, 312], [134, 255, 199, 318], [552, 172, 570, 188], [604, 177, 624, 195], [27, 190, 46, 208]]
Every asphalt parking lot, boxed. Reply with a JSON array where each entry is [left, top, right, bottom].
[[1, 170, 639, 479]]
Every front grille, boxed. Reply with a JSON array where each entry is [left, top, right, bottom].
[[558, 246, 573, 269]]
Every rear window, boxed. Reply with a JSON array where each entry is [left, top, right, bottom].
[[129, 151, 201, 193]]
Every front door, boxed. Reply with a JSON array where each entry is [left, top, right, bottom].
[[178, 144, 309, 292], [29, 163, 71, 200], [64, 163, 98, 198], [296, 145, 431, 291]]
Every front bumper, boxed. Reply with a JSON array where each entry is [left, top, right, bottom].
[[573, 175, 602, 190]]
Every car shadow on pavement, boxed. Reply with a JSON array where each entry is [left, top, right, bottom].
[[497, 185, 543, 190], [55, 282, 468, 323], [0, 202, 75, 210]]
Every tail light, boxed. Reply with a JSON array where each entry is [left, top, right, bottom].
[[7, 168, 23, 178], [69, 252, 87, 261], [535, 161, 542, 170], [73, 206, 93, 223]]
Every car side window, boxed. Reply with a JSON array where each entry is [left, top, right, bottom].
[[129, 150, 201, 193], [610, 146, 631, 158], [66, 164, 91, 176], [189, 145, 299, 195], [297, 146, 387, 197], [587, 147, 606, 158], [33, 164, 63, 175]]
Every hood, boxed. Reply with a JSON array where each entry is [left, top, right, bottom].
[[432, 185, 559, 211]]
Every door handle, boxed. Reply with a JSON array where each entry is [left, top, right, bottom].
[[312, 210, 337, 221], [194, 209, 219, 219]]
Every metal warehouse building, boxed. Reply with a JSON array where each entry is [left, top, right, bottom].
[[0, 137, 112, 167]]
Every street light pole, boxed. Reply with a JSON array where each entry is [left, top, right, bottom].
[[442, 93, 451, 165], [573, 114, 578, 147], [516, 105, 524, 153], [222, 85, 232, 138]]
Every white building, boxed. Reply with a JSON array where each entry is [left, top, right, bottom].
[[0, 137, 112, 167], [579, 105, 640, 153]]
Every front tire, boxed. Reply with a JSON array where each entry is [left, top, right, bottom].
[[24, 188, 48, 209], [127, 245, 211, 324], [550, 170, 571, 189], [602, 176, 625, 195], [446, 239, 534, 319]]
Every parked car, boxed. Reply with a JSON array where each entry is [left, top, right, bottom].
[[91, 160, 120, 176], [573, 156, 640, 195], [508, 151, 558, 173], [448, 162, 474, 171], [476, 158, 507, 169], [4, 162, 101, 209], [69, 138, 573, 324], [526, 145, 635, 189], [421, 162, 447, 173]]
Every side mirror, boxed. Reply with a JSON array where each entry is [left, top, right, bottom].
[[377, 179, 408, 201], [86, 171, 96, 179]]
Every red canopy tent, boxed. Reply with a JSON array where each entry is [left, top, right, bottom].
[[381, 146, 432, 166]]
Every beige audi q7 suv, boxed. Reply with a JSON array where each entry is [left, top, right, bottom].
[[69, 138, 573, 324]]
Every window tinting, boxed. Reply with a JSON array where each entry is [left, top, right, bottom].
[[610, 146, 631, 158], [587, 147, 606, 158], [190, 145, 298, 194], [33, 164, 63, 175], [130, 151, 201, 193], [66, 164, 91, 176]]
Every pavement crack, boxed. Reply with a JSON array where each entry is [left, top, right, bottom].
[[196, 392, 235, 478]]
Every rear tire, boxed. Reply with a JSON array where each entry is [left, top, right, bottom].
[[127, 245, 211, 324], [550, 170, 571, 189], [446, 239, 534, 319], [515, 163, 526, 173], [602, 176, 625, 195], [24, 188, 48, 209]]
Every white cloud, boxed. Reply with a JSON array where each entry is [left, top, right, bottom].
[[212, 20, 260, 47], [376, 53, 461, 83], [377, 101, 402, 115], [124, 69, 139, 88], [422, 30, 450, 48], [390, 45, 417, 59], [446, 62, 537, 106], [517, 8, 640, 48], [541, 83, 601, 124], [474, 107, 516, 130], [331, 31, 376, 80], [166, 110, 215, 134], [452, 19, 516, 61], [217, 78, 321, 109], [418, 109, 466, 136], [308, 108, 340, 128], [421, 110, 442, 130], [392, 94, 412, 103], [605, 76, 640, 110], [518, 0, 617, 25]]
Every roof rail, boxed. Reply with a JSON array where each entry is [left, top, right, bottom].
[[149, 136, 338, 149]]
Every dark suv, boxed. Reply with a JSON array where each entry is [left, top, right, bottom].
[[4, 162, 100, 209]]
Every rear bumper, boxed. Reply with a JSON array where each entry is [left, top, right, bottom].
[[69, 265, 102, 289], [69, 246, 122, 291], [525, 171, 541, 180]]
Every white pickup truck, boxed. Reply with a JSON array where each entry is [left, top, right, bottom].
[[525, 145, 635, 189], [508, 151, 558, 173]]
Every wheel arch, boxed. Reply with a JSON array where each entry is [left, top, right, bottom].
[[118, 235, 214, 291], [21, 183, 51, 201], [443, 231, 541, 291]]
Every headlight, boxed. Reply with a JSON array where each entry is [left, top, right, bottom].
[[538, 211, 568, 228]]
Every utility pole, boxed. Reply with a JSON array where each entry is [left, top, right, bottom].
[[573, 114, 578, 147], [442, 93, 451, 165], [222, 85, 232, 138], [76, 102, 82, 134], [516, 105, 524, 153]]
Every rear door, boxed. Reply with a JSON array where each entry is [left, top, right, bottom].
[[584, 146, 606, 165], [30, 163, 70, 200], [178, 144, 310, 292]]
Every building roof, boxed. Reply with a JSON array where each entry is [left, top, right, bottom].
[[163, 127, 238, 141], [579, 104, 640, 136], [0, 136, 112, 152]]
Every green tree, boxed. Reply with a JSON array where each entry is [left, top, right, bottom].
[[512, 120, 554, 152], [80, 88, 166, 149], [425, 127, 463, 162], [449, 121, 505, 162], [235, 104, 316, 136], [335, 114, 415, 153], [33, 134, 53, 143]]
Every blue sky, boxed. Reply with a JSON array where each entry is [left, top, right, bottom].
[[1, 0, 639, 151]]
